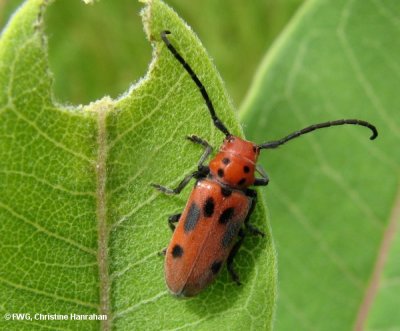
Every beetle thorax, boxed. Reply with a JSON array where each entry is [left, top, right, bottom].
[[209, 136, 259, 189]]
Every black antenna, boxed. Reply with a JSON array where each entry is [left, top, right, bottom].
[[258, 119, 378, 149], [161, 30, 231, 137]]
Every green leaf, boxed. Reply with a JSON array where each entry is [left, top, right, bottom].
[[0, 0, 276, 330], [240, 0, 400, 330]]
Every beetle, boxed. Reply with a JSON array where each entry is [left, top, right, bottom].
[[152, 30, 378, 297]]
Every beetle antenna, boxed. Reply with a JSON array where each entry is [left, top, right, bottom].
[[161, 30, 231, 137], [258, 119, 378, 149]]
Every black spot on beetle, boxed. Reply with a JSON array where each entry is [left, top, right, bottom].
[[219, 207, 235, 224], [172, 244, 183, 258], [243, 166, 250, 173], [184, 203, 200, 232], [218, 168, 224, 178], [222, 222, 241, 248], [221, 186, 232, 197], [253, 146, 257, 153], [211, 261, 223, 274], [203, 197, 215, 217], [238, 178, 246, 186], [222, 158, 230, 165]]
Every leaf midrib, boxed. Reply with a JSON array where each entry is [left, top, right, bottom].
[[95, 99, 111, 330]]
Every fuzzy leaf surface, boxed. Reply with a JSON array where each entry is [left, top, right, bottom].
[[0, 0, 276, 330]]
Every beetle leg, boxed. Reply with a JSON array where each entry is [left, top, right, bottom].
[[151, 137, 211, 195], [168, 213, 181, 231], [227, 229, 245, 285], [254, 165, 270, 186], [254, 177, 269, 186], [244, 189, 265, 237], [253, 165, 269, 186], [158, 248, 167, 256], [186, 135, 213, 169], [151, 166, 209, 195], [152, 173, 195, 195]]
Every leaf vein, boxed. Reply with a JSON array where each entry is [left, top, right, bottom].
[[272, 185, 364, 288], [109, 105, 199, 195], [0, 276, 98, 309], [9, 107, 93, 162], [0, 170, 95, 197], [108, 72, 186, 150], [337, 0, 400, 138], [112, 290, 169, 319], [0, 201, 96, 255]]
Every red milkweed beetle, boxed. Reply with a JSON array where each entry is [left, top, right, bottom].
[[152, 30, 378, 297]]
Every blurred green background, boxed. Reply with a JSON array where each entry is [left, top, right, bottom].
[[0, 0, 303, 106]]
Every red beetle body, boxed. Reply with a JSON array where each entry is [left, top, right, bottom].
[[165, 178, 251, 296], [153, 31, 377, 297], [209, 137, 259, 189], [164, 137, 257, 296]]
